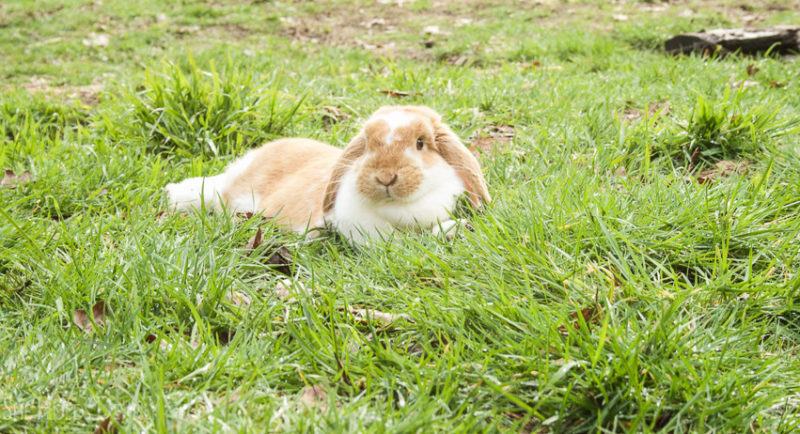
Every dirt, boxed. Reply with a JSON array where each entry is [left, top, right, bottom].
[[275, 0, 800, 62], [21, 76, 104, 105], [277, 0, 512, 60]]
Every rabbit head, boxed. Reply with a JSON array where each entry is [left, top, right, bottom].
[[323, 106, 490, 241]]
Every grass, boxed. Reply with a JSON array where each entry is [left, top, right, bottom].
[[2, 0, 800, 432]]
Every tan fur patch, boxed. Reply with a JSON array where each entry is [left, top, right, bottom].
[[223, 138, 341, 231]]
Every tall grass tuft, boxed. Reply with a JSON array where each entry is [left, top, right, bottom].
[[670, 88, 800, 167], [102, 56, 306, 158], [1, 95, 86, 142]]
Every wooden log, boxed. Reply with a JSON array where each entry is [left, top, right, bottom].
[[665, 26, 800, 55]]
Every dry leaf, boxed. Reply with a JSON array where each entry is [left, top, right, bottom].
[[320, 106, 350, 126], [731, 79, 759, 89], [445, 54, 470, 66], [176, 25, 200, 34], [275, 278, 306, 301], [299, 385, 328, 410], [364, 18, 385, 29], [348, 307, 413, 325], [227, 291, 251, 306], [746, 64, 760, 76], [468, 125, 515, 157], [265, 245, 292, 275], [558, 306, 602, 335], [73, 301, 110, 334], [1, 169, 32, 188], [245, 227, 292, 274], [696, 160, 750, 184], [622, 99, 669, 123], [83, 33, 110, 47], [94, 413, 122, 434], [378, 90, 421, 98], [246, 227, 263, 251], [215, 329, 235, 345]]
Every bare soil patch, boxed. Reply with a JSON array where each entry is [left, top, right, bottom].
[[21, 76, 104, 105]]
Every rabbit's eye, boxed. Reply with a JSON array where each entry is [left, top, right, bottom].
[[416, 138, 424, 150]]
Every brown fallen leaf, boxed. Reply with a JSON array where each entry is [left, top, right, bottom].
[[445, 54, 471, 66], [299, 385, 328, 410], [73, 301, 110, 334], [215, 328, 235, 345], [104, 361, 135, 372], [769, 81, 785, 88], [347, 307, 413, 325], [468, 124, 515, 157], [275, 278, 307, 301], [265, 245, 293, 275], [246, 227, 264, 251], [621, 99, 670, 123], [746, 64, 760, 76], [227, 291, 251, 307], [378, 90, 422, 98], [558, 306, 602, 335], [320, 106, 351, 126], [275, 279, 292, 300], [244, 227, 292, 274], [94, 413, 122, 434], [696, 160, 750, 184], [1, 169, 32, 188]]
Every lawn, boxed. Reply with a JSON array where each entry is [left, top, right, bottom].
[[2, 0, 800, 432]]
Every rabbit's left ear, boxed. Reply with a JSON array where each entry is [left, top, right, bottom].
[[323, 133, 366, 214], [434, 122, 491, 208]]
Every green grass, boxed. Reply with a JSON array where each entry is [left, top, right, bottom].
[[2, 0, 800, 432]]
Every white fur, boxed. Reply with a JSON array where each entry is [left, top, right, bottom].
[[329, 158, 465, 244], [164, 150, 258, 212], [374, 111, 413, 145]]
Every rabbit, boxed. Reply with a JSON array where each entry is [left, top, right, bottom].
[[164, 105, 490, 244]]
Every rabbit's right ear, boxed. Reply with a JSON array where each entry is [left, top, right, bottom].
[[323, 133, 366, 214]]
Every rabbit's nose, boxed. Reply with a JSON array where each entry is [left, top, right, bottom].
[[375, 172, 398, 187]]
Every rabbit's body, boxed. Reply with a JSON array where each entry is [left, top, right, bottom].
[[165, 106, 490, 244], [166, 138, 339, 230]]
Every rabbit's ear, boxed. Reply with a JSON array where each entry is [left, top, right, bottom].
[[434, 122, 491, 208], [323, 133, 366, 213]]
